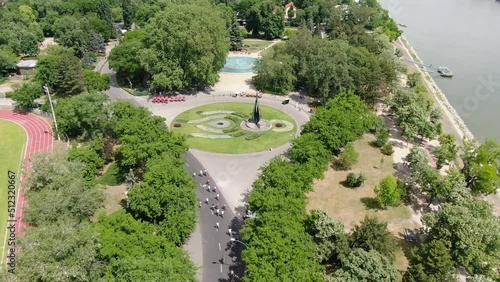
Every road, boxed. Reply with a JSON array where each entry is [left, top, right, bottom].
[[97, 56, 245, 281], [185, 153, 245, 281]]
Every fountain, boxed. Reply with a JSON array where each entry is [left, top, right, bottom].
[[221, 56, 257, 73]]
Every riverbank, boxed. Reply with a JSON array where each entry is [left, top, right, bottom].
[[395, 35, 474, 143]]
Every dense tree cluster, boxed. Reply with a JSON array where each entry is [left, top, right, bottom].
[[253, 28, 401, 99], [108, 1, 232, 91], [242, 91, 394, 281], [15, 99, 197, 281]]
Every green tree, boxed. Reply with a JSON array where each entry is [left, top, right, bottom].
[[55, 91, 109, 139], [461, 139, 500, 195], [302, 92, 374, 154], [35, 46, 85, 96], [134, 4, 160, 28], [128, 154, 197, 245], [391, 88, 441, 140], [373, 129, 390, 147], [67, 136, 106, 178], [289, 133, 331, 179], [335, 142, 359, 170], [108, 30, 147, 87], [403, 240, 456, 282], [329, 248, 398, 282], [423, 198, 500, 279], [139, 4, 229, 91], [374, 175, 401, 208], [229, 15, 243, 50], [405, 146, 441, 193], [433, 133, 458, 168], [17, 221, 105, 282], [53, 15, 88, 57], [97, 212, 196, 281], [350, 216, 397, 261], [6, 81, 43, 109], [0, 47, 17, 76], [121, 0, 137, 30], [253, 48, 297, 94], [306, 209, 351, 264], [24, 150, 104, 225], [84, 70, 111, 91], [106, 101, 187, 173]]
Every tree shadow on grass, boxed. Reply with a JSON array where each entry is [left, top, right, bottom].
[[360, 197, 380, 210]]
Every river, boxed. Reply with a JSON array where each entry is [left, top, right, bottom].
[[378, 0, 500, 140]]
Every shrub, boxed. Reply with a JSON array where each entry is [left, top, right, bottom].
[[223, 127, 239, 133], [229, 131, 245, 137], [372, 129, 390, 148], [335, 143, 359, 170], [381, 143, 394, 156], [374, 175, 401, 209], [346, 173, 366, 188], [245, 133, 262, 140]]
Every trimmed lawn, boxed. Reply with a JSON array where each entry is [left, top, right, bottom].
[[0, 120, 26, 257], [172, 102, 296, 154], [242, 39, 275, 53], [307, 134, 419, 272]]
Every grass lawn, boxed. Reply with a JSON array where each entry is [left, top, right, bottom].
[[242, 39, 275, 53], [0, 120, 26, 257], [97, 162, 123, 186], [307, 134, 419, 272], [172, 102, 296, 154]]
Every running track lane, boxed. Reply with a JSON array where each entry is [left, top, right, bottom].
[[0, 110, 53, 236]]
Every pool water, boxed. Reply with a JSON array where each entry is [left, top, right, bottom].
[[221, 56, 257, 73]]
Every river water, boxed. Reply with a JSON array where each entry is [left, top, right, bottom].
[[378, 0, 500, 140]]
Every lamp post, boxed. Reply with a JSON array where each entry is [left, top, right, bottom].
[[42, 85, 60, 141], [230, 237, 247, 247]]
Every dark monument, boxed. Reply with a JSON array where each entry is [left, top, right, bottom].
[[252, 95, 261, 128]]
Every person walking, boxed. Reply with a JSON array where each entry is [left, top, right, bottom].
[[215, 203, 219, 210], [211, 204, 215, 210], [206, 179, 210, 185], [215, 221, 219, 230], [220, 210, 224, 218], [199, 170, 202, 176], [205, 197, 209, 204], [215, 193, 219, 200], [193, 172, 196, 177], [198, 201, 202, 208], [207, 185, 211, 192], [222, 204, 226, 210], [203, 169, 207, 176], [216, 208, 220, 216], [228, 228, 232, 235], [213, 185, 217, 193]]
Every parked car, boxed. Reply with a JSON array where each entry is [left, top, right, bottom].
[[282, 98, 290, 105]]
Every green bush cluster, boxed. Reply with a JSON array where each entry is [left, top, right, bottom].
[[229, 131, 246, 137], [225, 115, 241, 122], [245, 133, 262, 140], [346, 172, 366, 188], [381, 144, 394, 156], [223, 127, 239, 133]]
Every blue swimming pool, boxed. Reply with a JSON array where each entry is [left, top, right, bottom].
[[221, 56, 257, 73]]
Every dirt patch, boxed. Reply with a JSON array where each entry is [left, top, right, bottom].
[[307, 134, 418, 271], [101, 184, 127, 215]]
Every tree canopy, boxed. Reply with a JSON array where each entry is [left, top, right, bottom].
[[302, 92, 376, 154], [138, 4, 229, 92]]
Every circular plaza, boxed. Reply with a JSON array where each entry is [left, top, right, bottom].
[[171, 102, 296, 154]]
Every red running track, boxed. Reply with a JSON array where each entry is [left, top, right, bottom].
[[0, 110, 53, 236]]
